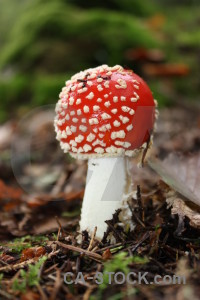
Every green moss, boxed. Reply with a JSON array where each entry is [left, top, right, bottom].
[[163, 5, 200, 48], [0, 0, 160, 121], [148, 80, 173, 107], [32, 73, 71, 105], [0, 1, 158, 70], [12, 256, 47, 293], [0, 73, 69, 122], [0, 273, 3, 287], [0, 76, 29, 104], [0, 235, 49, 254], [0, 75, 30, 122]]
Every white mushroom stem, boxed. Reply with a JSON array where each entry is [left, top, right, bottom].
[[79, 156, 135, 240]]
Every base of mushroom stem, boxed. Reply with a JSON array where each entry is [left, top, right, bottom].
[[79, 156, 136, 241]]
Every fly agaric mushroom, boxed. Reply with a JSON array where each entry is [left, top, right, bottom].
[[54, 65, 157, 241]]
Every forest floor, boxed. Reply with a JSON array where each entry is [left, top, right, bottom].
[[0, 102, 200, 300]]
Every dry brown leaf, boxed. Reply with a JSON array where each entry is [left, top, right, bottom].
[[26, 190, 83, 208], [167, 191, 200, 229], [148, 153, 200, 206], [0, 180, 23, 202], [33, 217, 77, 235], [102, 249, 112, 260], [20, 246, 46, 262], [21, 291, 40, 300], [0, 253, 15, 264]]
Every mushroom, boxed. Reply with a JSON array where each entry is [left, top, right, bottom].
[[54, 65, 157, 241]]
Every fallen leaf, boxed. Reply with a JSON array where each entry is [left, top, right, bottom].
[[167, 191, 200, 229], [102, 249, 112, 260], [20, 246, 46, 262], [0, 180, 23, 202], [33, 217, 77, 235], [148, 153, 200, 206], [21, 291, 40, 300], [0, 253, 15, 264]]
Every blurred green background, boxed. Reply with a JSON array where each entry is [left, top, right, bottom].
[[0, 0, 199, 122]]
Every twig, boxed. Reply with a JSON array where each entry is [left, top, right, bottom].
[[75, 280, 92, 288], [51, 172, 67, 195], [162, 232, 169, 245], [91, 246, 98, 252], [132, 210, 145, 227], [55, 216, 65, 239], [128, 200, 145, 228], [0, 258, 10, 266], [95, 242, 123, 253], [149, 257, 174, 275], [54, 216, 65, 251], [56, 225, 61, 242], [37, 283, 48, 300], [105, 220, 125, 243], [87, 226, 97, 251], [141, 133, 151, 167], [55, 241, 102, 261], [102, 209, 121, 243], [131, 232, 150, 253], [0, 290, 16, 300], [76, 256, 81, 274], [136, 185, 144, 222], [0, 250, 60, 273], [138, 285, 155, 300], [18, 213, 31, 231], [50, 268, 62, 300], [83, 286, 96, 300], [44, 263, 59, 274], [10, 269, 21, 285]]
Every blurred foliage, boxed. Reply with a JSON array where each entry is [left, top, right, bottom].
[[0, 0, 159, 121], [163, 6, 200, 48], [0, 0, 199, 122], [12, 256, 47, 293], [67, 0, 156, 16], [162, 5, 200, 101], [0, 0, 27, 45], [0, 0, 157, 70]]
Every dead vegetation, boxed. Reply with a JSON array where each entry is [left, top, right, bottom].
[[0, 105, 200, 299]]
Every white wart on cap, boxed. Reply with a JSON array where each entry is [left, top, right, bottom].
[[54, 65, 156, 159]]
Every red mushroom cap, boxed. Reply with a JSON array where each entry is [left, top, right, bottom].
[[54, 65, 156, 159]]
